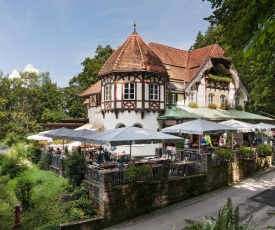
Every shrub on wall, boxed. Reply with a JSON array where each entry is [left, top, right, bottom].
[[208, 103, 218, 110], [126, 165, 151, 182], [239, 146, 254, 159], [188, 102, 198, 108], [235, 105, 243, 111], [257, 144, 272, 156], [215, 148, 233, 162]]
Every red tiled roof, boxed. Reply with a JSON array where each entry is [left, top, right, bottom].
[[98, 32, 167, 76], [148, 43, 188, 81], [149, 43, 229, 83], [79, 80, 101, 97]]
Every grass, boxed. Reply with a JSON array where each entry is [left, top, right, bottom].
[[0, 165, 68, 230]]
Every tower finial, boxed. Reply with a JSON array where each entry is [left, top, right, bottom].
[[133, 21, 136, 34]]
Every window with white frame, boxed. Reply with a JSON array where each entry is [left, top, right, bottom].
[[150, 83, 159, 100], [189, 92, 195, 102], [208, 94, 215, 104], [220, 95, 226, 104], [235, 96, 240, 106], [171, 94, 177, 104], [124, 83, 135, 100], [105, 85, 111, 101]]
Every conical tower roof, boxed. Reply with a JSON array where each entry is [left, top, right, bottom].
[[98, 27, 167, 76]]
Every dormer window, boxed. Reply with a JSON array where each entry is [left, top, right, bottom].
[[124, 83, 135, 100], [105, 85, 111, 101], [150, 83, 159, 100]]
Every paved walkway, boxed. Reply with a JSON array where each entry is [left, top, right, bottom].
[[104, 167, 275, 230]]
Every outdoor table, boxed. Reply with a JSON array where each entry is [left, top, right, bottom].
[[149, 158, 168, 165]]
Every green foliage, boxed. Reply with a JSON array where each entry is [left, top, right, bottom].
[[215, 148, 233, 160], [125, 165, 151, 182], [208, 73, 232, 83], [38, 152, 52, 170], [14, 177, 34, 210], [219, 103, 229, 110], [208, 103, 218, 110], [257, 144, 272, 156], [235, 105, 243, 111], [239, 146, 254, 158], [64, 184, 97, 221], [184, 198, 254, 229], [203, 0, 275, 116], [188, 102, 198, 108], [175, 141, 184, 149], [65, 152, 86, 187], [27, 146, 42, 164], [0, 154, 27, 178]]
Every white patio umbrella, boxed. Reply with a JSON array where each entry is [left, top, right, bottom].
[[162, 119, 237, 152], [218, 119, 257, 133], [80, 126, 183, 161], [253, 122, 275, 131], [27, 134, 53, 143]]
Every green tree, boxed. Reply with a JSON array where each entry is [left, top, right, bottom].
[[202, 0, 275, 116]]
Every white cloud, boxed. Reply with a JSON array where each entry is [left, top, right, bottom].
[[8, 69, 20, 79], [22, 64, 39, 74]]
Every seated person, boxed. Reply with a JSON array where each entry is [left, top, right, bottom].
[[200, 137, 206, 149]]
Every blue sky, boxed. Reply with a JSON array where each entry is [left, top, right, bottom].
[[0, 0, 213, 87]]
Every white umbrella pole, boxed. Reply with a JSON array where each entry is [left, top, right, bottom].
[[130, 143, 132, 162]]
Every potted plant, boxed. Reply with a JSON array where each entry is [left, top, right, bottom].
[[125, 165, 151, 182], [219, 103, 229, 110], [208, 103, 218, 110], [188, 102, 198, 108], [238, 146, 254, 159], [235, 105, 243, 111], [215, 148, 233, 163], [257, 144, 272, 157]]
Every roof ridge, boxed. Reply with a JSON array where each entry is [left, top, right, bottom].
[[191, 44, 216, 53], [149, 42, 187, 53], [135, 34, 146, 69]]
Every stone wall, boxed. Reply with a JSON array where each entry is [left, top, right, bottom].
[[59, 153, 273, 230]]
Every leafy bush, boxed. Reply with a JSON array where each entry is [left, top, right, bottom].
[[208, 73, 232, 83], [219, 103, 229, 110], [0, 154, 27, 178], [27, 146, 42, 164], [14, 177, 34, 210], [38, 153, 52, 170], [188, 102, 198, 108], [65, 152, 86, 187], [235, 105, 243, 111], [208, 103, 218, 109], [258, 144, 272, 156], [239, 146, 254, 158], [126, 165, 151, 182], [215, 148, 233, 161], [65, 184, 97, 221]]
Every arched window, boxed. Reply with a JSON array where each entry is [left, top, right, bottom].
[[150, 83, 159, 100], [115, 123, 126, 129], [220, 95, 226, 104], [105, 85, 111, 101], [133, 123, 143, 128], [208, 94, 215, 104], [124, 83, 135, 100], [235, 96, 240, 106]]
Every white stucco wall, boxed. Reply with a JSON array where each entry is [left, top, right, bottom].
[[197, 79, 206, 106]]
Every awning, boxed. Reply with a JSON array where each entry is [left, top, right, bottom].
[[158, 105, 273, 121], [75, 120, 104, 131]]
